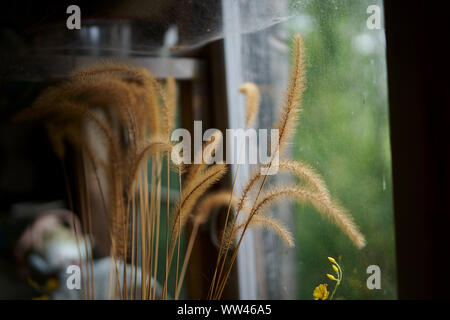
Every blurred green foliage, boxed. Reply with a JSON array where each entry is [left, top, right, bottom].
[[289, 0, 397, 299]]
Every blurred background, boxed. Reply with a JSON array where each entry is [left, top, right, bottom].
[[0, 0, 396, 299]]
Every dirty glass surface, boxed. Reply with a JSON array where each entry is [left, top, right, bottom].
[[226, 0, 396, 299], [290, 0, 396, 300], [0, 0, 396, 300]]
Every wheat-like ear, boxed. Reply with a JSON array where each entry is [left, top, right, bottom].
[[80, 64, 165, 140], [72, 62, 153, 89], [172, 164, 228, 238], [66, 76, 139, 126], [253, 185, 366, 249], [239, 82, 260, 129], [274, 35, 306, 156], [219, 35, 306, 266], [279, 159, 331, 200], [75, 63, 163, 137], [248, 214, 295, 247], [194, 191, 238, 225], [166, 163, 228, 273], [70, 69, 168, 199], [237, 159, 331, 213], [71, 61, 141, 78], [225, 213, 295, 250]]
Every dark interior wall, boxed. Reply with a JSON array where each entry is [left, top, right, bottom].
[[0, 0, 173, 55], [0, 0, 173, 26], [0, 0, 222, 56], [0, 81, 66, 212], [385, 0, 450, 299]]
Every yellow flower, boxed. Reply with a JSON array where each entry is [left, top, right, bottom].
[[44, 278, 59, 292], [332, 265, 339, 273], [328, 257, 337, 264], [313, 284, 329, 300], [327, 274, 337, 281]]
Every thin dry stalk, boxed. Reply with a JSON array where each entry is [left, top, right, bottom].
[[214, 35, 306, 299], [239, 82, 261, 129]]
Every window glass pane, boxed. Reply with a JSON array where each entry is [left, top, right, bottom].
[[0, 0, 396, 300], [230, 0, 396, 299], [291, 0, 396, 300]]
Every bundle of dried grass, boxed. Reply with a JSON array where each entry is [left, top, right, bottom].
[[15, 34, 365, 301], [16, 63, 185, 300]]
